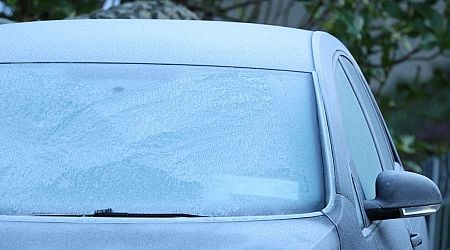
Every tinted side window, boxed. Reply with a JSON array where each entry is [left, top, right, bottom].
[[339, 57, 394, 169], [335, 62, 382, 199]]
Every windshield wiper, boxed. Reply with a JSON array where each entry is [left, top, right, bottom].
[[34, 208, 207, 218], [92, 208, 206, 218]]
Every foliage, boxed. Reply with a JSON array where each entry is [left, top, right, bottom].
[[383, 67, 450, 171], [301, 0, 450, 93], [2, 0, 100, 21]]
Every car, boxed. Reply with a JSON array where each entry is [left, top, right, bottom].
[[0, 19, 442, 249]]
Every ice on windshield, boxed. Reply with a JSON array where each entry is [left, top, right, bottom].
[[0, 64, 324, 216]]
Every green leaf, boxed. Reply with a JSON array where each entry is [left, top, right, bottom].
[[397, 135, 417, 154], [385, 2, 405, 18], [420, 7, 446, 34]]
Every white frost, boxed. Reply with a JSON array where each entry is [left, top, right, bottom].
[[0, 64, 324, 216]]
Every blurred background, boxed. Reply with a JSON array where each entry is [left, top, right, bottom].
[[1, 0, 449, 248]]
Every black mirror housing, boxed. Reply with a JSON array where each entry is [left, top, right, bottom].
[[364, 170, 442, 221]]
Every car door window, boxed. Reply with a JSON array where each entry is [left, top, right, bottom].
[[339, 57, 395, 169], [334, 61, 382, 200]]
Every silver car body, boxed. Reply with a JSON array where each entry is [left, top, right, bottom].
[[0, 20, 428, 249]]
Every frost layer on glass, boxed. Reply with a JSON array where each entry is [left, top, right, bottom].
[[0, 64, 324, 216]]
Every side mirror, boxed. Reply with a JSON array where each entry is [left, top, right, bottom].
[[364, 170, 442, 221]]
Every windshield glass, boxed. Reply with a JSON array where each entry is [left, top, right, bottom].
[[0, 63, 324, 216]]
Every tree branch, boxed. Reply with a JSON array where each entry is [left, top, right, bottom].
[[365, 46, 422, 68]]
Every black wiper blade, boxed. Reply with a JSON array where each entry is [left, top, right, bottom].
[[92, 208, 206, 218], [34, 208, 207, 218]]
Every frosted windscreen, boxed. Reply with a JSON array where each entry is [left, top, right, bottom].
[[0, 64, 324, 216]]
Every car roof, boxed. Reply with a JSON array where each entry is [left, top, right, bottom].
[[0, 19, 315, 72]]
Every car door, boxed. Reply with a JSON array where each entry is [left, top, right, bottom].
[[333, 55, 414, 249], [338, 55, 430, 249]]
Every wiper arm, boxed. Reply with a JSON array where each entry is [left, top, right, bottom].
[[34, 208, 207, 218]]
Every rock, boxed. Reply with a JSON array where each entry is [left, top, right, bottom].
[[75, 0, 199, 20]]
